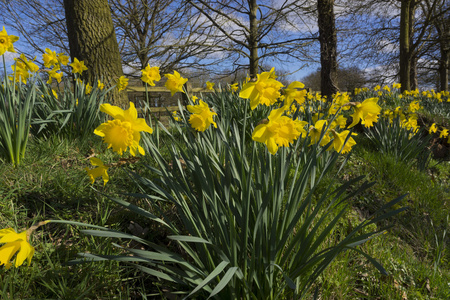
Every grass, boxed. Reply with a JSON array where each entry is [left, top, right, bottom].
[[1, 110, 449, 299], [0, 134, 170, 299], [314, 136, 450, 299]]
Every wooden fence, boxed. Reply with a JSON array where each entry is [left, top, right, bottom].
[[126, 85, 214, 108], [126, 85, 214, 120]]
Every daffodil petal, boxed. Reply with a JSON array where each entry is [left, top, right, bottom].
[[100, 103, 125, 119], [15, 240, 34, 267], [0, 242, 20, 266], [239, 82, 256, 99], [90, 157, 104, 167], [132, 118, 153, 133], [123, 102, 138, 122]]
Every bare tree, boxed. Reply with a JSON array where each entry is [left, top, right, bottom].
[[110, 0, 228, 78], [0, 0, 69, 64], [186, 0, 318, 79]]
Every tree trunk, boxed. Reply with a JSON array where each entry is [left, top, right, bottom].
[[410, 54, 418, 90], [63, 0, 127, 106], [318, 0, 339, 102], [399, 0, 412, 92], [435, 18, 449, 92], [408, 2, 418, 91], [439, 48, 449, 91], [248, 0, 259, 79]]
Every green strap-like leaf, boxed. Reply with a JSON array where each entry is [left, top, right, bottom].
[[168, 235, 212, 244], [186, 261, 229, 299], [208, 266, 239, 299]]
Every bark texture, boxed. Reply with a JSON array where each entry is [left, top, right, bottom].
[[399, 0, 412, 92], [435, 18, 449, 91], [248, 0, 259, 79], [439, 47, 449, 91], [64, 0, 127, 105], [318, 0, 339, 102]]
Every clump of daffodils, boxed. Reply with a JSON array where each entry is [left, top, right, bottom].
[[236, 68, 382, 155], [9, 54, 40, 84]]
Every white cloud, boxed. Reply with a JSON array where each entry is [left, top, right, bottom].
[[2, 51, 20, 64]]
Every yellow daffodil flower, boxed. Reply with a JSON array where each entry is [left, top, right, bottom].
[[70, 58, 88, 74], [284, 81, 306, 106], [329, 130, 357, 154], [57, 53, 69, 66], [0, 228, 34, 269], [349, 97, 381, 128], [117, 75, 128, 92], [52, 89, 58, 99], [309, 119, 331, 146], [252, 106, 306, 155], [97, 80, 105, 90], [239, 70, 284, 110], [165, 70, 188, 96], [9, 65, 30, 84], [312, 113, 324, 125], [402, 116, 419, 132], [43, 48, 58, 67], [172, 111, 180, 122], [206, 81, 215, 90], [85, 83, 92, 95], [361, 113, 379, 128], [230, 83, 238, 92], [0, 26, 19, 56], [408, 101, 421, 113], [393, 83, 401, 89], [439, 128, 448, 139], [141, 65, 161, 86], [328, 104, 340, 115], [429, 123, 437, 134], [85, 157, 109, 185], [187, 100, 217, 132], [331, 114, 347, 129], [435, 93, 442, 102], [333, 92, 351, 110], [267, 67, 277, 79], [46, 66, 63, 84], [94, 102, 153, 156], [16, 54, 39, 73]]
